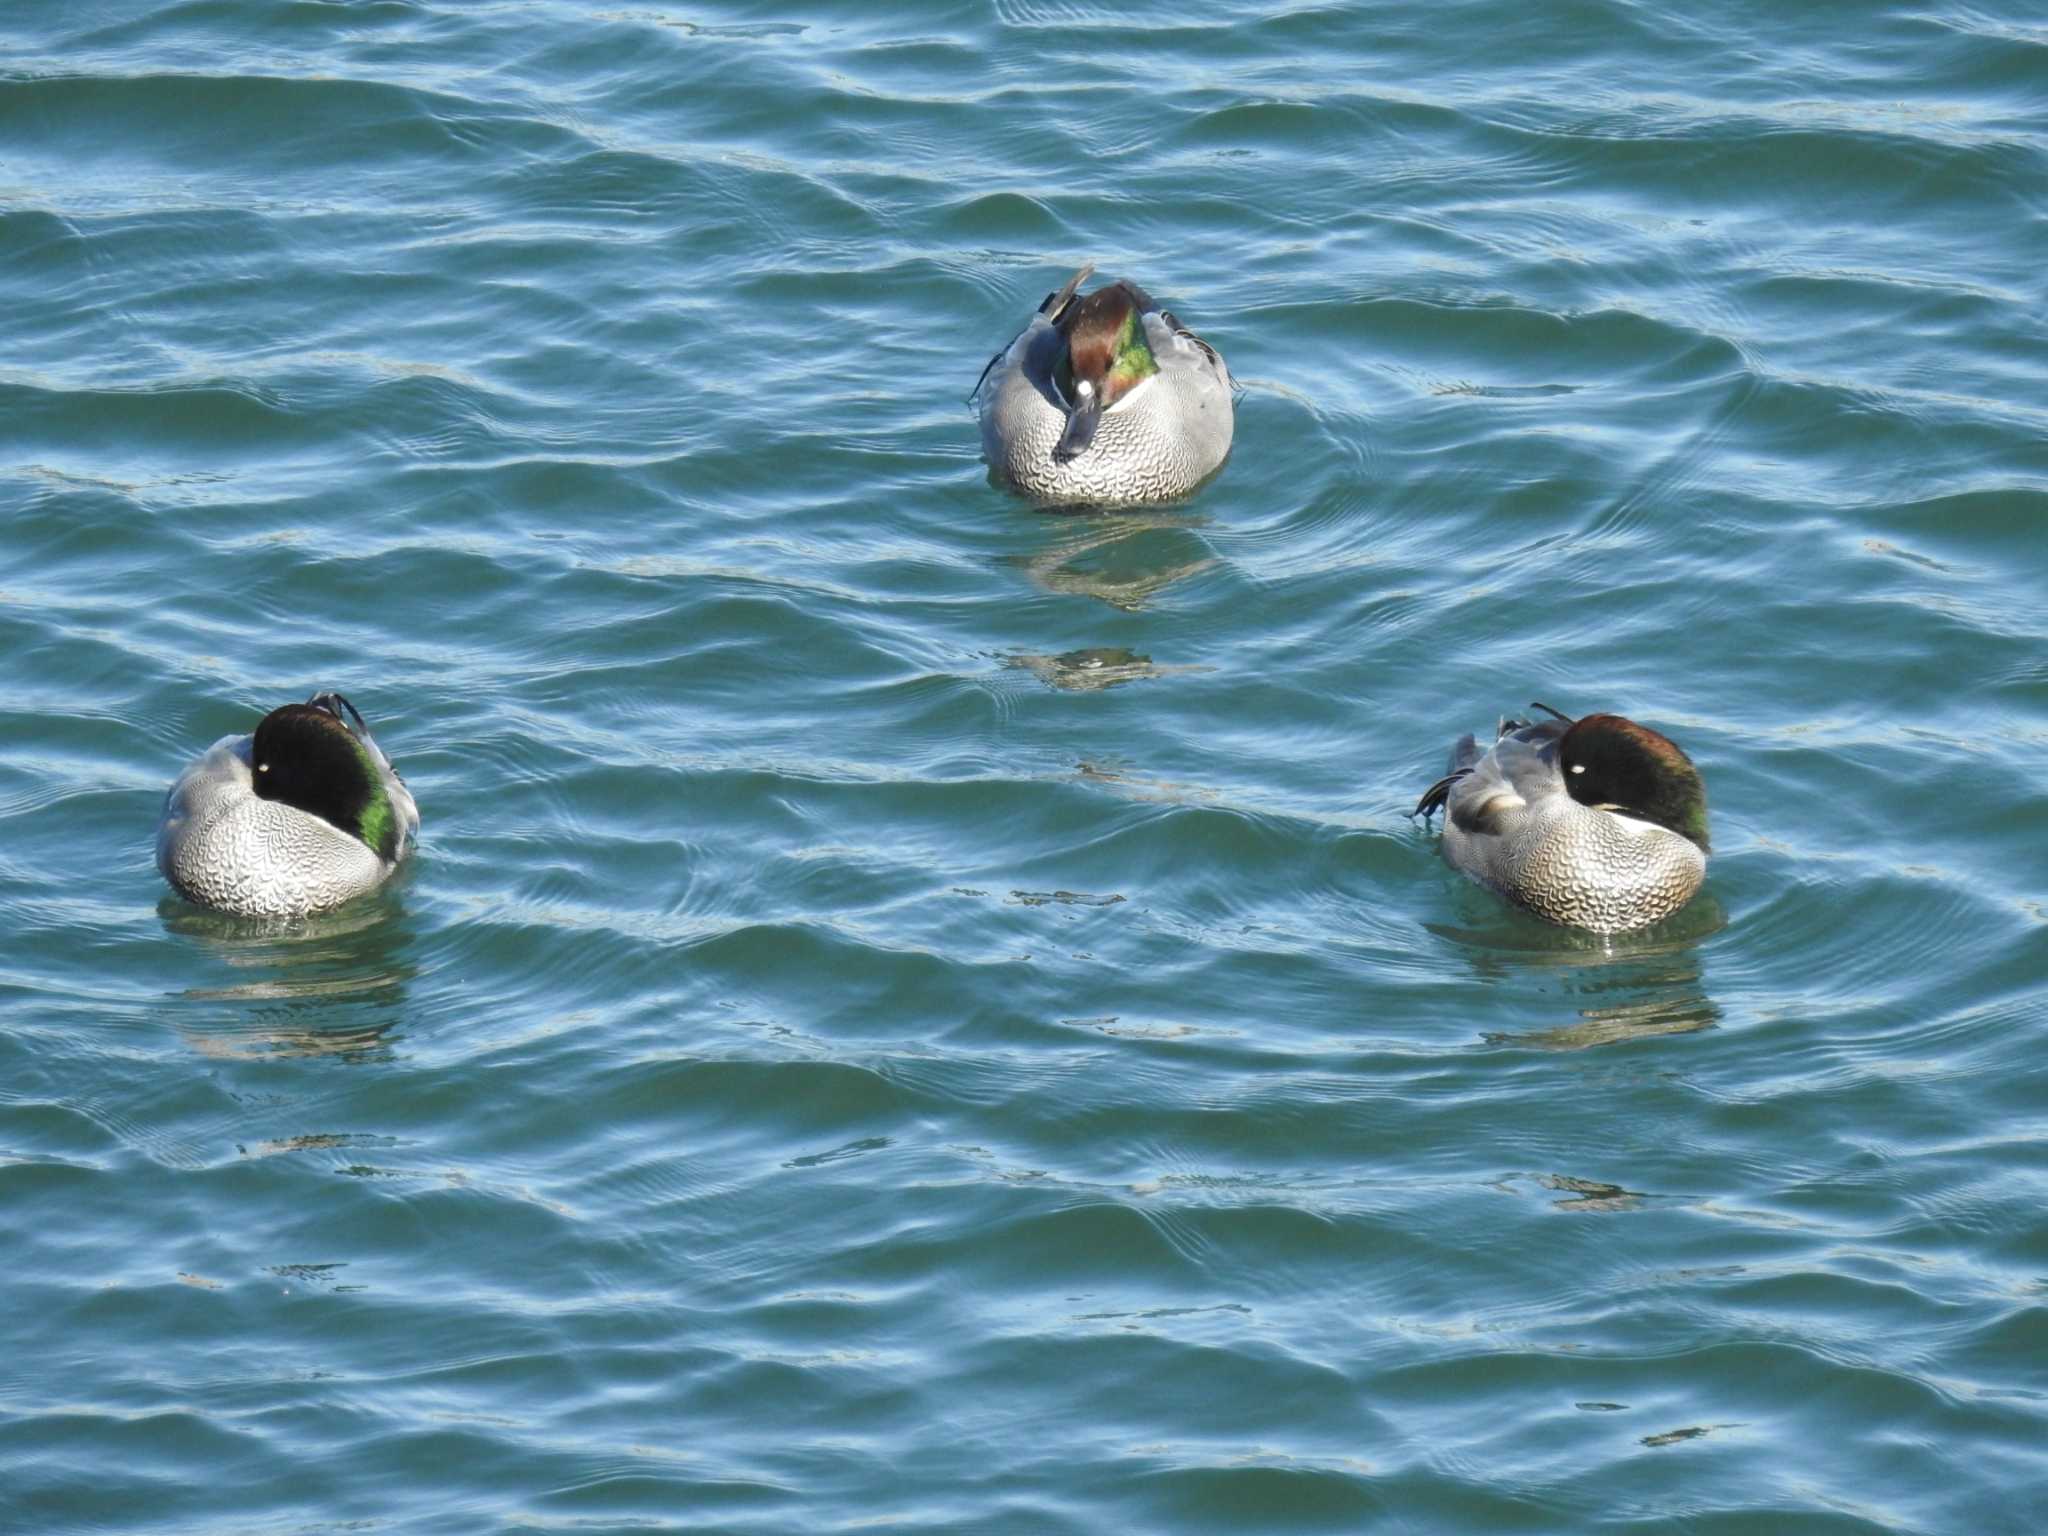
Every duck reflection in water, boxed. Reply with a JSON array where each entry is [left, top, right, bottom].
[[159, 891, 414, 1062], [1007, 506, 1216, 612], [1006, 646, 1209, 692], [1427, 892, 1727, 1050]]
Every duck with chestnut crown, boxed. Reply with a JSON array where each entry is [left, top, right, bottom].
[[1413, 704, 1709, 933], [973, 263, 1234, 505], [157, 691, 419, 918]]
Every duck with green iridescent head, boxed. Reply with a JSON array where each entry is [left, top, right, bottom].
[[1413, 704, 1709, 933], [157, 691, 419, 918], [973, 264, 1234, 506]]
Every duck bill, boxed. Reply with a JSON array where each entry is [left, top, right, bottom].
[[1052, 394, 1102, 462]]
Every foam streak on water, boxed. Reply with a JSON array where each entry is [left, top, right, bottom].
[[2, 2, 2046, 1531]]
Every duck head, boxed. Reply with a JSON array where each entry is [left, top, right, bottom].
[[1559, 714, 1709, 853], [252, 692, 405, 860], [1052, 282, 1160, 461]]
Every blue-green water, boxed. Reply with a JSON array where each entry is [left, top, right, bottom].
[[4, 1, 2047, 1530]]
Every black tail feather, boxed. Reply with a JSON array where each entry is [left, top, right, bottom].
[[1040, 262, 1095, 320], [1529, 700, 1576, 724], [971, 263, 1096, 405], [967, 347, 1003, 405], [306, 690, 367, 737], [1412, 769, 1468, 819]]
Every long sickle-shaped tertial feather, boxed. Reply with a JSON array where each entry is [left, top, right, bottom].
[[968, 263, 1097, 404]]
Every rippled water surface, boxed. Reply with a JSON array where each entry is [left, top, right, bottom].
[[5, 2, 2047, 1531]]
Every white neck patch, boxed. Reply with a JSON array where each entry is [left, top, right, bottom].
[[1601, 810, 1669, 839], [1107, 373, 1156, 412]]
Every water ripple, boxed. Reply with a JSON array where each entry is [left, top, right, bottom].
[[2, 0, 2045, 1531]]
